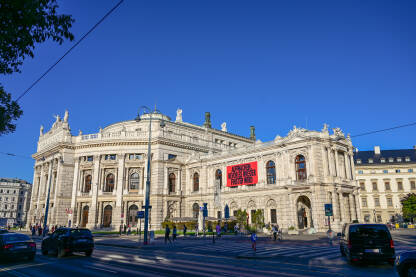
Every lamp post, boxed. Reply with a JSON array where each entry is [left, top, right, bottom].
[[135, 106, 165, 245]]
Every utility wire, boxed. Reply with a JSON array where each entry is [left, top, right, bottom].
[[350, 122, 416, 138], [15, 0, 124, 102], [2, 121, 416, 160]]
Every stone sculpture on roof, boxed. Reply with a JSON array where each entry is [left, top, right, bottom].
[[175, 108, 183, 122], [221, 122, 227, 132]]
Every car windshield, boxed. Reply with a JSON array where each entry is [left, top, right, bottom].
[[3, 234, 30, 243], [349, 225, 390, 240], [70, 229, 91, 237]]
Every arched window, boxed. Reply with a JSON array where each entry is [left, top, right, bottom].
[[193, 172, 199, 192], [295, 155, 307, 180], [130, 173, 140, 190], [266, 161, 276, 184], [168, 173, 176, 193], [105, 173, 115, 192], [84, 175, 92, 193], [215, 169, 222, 189]]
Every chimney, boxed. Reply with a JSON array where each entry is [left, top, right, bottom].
[[374, 146, 381, 155], [203, 112, 211, 128], [250, 126, 256, 140]]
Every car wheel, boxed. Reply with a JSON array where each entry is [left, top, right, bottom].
[[57, 247, 66, 258], [408, 264, 416, 277], [85, 250, 93, 257]]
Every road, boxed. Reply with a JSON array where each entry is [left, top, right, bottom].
[[0, 229, 415, 277]]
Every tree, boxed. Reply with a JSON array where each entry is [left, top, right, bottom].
[[0, 0, 75, 135], [251, 210, 265, 232], [235, 209, 248, 231], [401, 193, 416, 223]]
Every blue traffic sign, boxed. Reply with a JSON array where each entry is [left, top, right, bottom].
[[324, 204, 333, 216], [137, 211, 145, 218], [203, 203, 208, 217]]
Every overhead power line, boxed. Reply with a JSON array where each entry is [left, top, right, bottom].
[[0, 152, 33, 160], [350, 122, 416, 138], [15, 0, 124, 102]]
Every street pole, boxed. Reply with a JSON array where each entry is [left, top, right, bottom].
[[43, 159, 53, 237], [143, 112, 153, 245]]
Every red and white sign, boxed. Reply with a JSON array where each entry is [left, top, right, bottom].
[[226, 161, 258, 187], [65, 208, 73, 214]]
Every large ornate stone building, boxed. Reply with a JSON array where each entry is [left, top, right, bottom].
[[27, 109, 359, 232], [354, 146, 416, 223]]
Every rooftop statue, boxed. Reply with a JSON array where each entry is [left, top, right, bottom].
[[175, 108, 183, 122], [64, 110, 69, 122], [332, 127, 345, 137], [40, 125, 44, 136], [221, 122, 227, 132]]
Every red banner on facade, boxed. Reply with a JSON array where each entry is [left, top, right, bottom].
[[226, 161, 258, 187]]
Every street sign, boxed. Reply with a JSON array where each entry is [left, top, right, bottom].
[[137, 211, 145, 218], [324, 204, 333, 216]]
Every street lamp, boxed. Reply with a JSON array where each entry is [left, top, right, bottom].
[[135, 106, 165, 245]]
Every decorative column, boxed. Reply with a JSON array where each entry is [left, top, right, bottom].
[[322, 146, 329, 177], [27, 167, 39, 227], [338, 189, 344, 223], [113, 154, 125, 229], [334, 149, 339, 177], [164, 166, 169, 194], [97, 202, 103, 228], [326, 148, 333, 176], [349, 194, 356, 221], [354, 191, 361, 221], [344, 152, 350, 180], [123, 201, 128, 226], [88, 155, 100, 229], [331, 188, 340, 228], [349, 151, 356, 180], [69, 157, 80, 227], [36, 165, 45, 211]]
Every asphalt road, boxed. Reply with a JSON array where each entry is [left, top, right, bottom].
[[1, 229, 414, 277]]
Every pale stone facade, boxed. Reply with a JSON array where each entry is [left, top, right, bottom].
[[27, 109, 359, 232], [0, 178, 32, 227], [354, 146, 416, 223]]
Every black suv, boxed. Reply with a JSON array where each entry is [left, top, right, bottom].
[[41, 228, 94, 258], [339, 224, 395, 265]]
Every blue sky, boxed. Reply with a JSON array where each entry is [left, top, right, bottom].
[[1, 0, 415, 182]]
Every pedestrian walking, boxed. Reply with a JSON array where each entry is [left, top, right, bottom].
[[119, 224, 122, 236], [173, 225, 177, 241], [272, 225, 277, 241], [251, 231, 257, 252], [165, 225, 172, 244], [234, 224, 239, 235], [183, 225, 187, 237], [127, 225, 131, 235], [216, 223, 221, 239], [31, 226, 36, 236]]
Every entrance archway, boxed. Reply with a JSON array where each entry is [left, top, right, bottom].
[[103, 205, 112, 227], [296, 196, 312, 229], [128, 204, 138, 227], [81, 206, 89, 227]]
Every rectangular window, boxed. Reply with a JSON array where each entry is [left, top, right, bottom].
[[110, 154, 116, 160], [364, 214, 370, 222], [217, 211, 222, 219], [383, 170, 388, 174], [385, 182, 391, 191], [168, 154, 177, 160], [358, 170, 363, 174], [362, 198, 367, 207], [411, 181, 416, 190], [357, 160, 362, 164], [405, 157, 411, 162], [398, 182, 403, 191], [271, 209, 277, 224], [360, 183, 365, 191], [374, 198, 380, 207], [372, 182, 378, 191], [409, 169, 414, 173], [87, 156, 93, 161], [397, 158, 402, 162], [396, 169, 401, 173], [368, 159, 373, 163], [377, 215, 382, 222], [387, 198, 393, 207], [129, 154, 134, 160], [381, 158, 385, 163], [233, 210, 237, 217], [389, 158, 394, 162], [135, 154, 142, 160]]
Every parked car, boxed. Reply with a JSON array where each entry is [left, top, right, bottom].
[[396, 251, 416, 277], [0, 233, 36, 261], [338, 223, 395, 265], [41, 228, 94, 258]]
